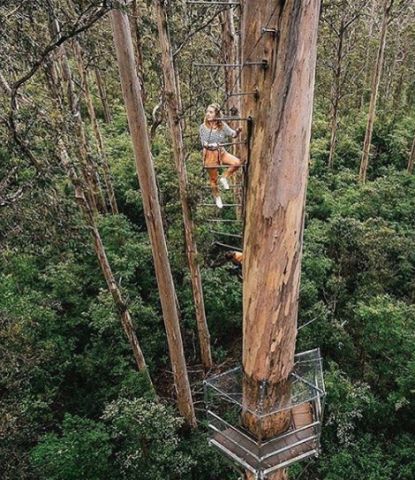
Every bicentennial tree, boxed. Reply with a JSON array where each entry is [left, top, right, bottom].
[[241, 1, 321, 478]]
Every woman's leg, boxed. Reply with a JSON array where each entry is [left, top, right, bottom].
[[220, 150, 241, 178], [203, 149, 220, 197], [208, 168, 219, 197]]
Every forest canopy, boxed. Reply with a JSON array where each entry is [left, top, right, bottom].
[[0, 1, 414, 479]]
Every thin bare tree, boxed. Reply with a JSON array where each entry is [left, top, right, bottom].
[[154, 0, 213, 370], [359, 0, 394, 183], [110, 1, 197, 427], [73, 39, 119, 214]]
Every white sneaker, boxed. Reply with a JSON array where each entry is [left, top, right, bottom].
[[215, 196, 223, 209], [219, 176, 230, 190]]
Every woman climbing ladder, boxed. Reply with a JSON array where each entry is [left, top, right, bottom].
[[199, 103, 242, 208]]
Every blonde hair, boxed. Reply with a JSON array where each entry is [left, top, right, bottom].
[[204, 103, 223, 129]]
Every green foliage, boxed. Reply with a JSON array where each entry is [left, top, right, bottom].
[[30, 415, 113, 480], [1, 2, 415, 478], [318, 435, 395, 480], [102, 398, 193, 479]]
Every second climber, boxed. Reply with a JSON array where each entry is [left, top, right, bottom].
[[199, 103, 242, 209]]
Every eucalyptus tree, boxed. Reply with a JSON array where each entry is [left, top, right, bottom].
[[240, 1, 321, 478]]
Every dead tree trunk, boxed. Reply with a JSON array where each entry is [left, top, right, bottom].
[[325, 2, 364, 168], [154, 0, 213, 371], [46, 7, 106, 212], [59, 51, 106, 212], [328, 19, 344, 169], [408, 134, 415, 174], [360, 0, 376, 109], [73, 40, 119, 214], [111, 2, 197, 427], [359, 0, 394, 183], [94, 66, 112, 124], [44, 0, 105, 212], [241, 1, 321, 478]]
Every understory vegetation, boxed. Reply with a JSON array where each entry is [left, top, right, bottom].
[[1, 1, 414, 479]]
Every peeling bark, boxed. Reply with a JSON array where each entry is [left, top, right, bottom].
[[241, 0, 320, 478]]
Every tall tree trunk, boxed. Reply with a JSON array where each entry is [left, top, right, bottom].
[[241, 1, 320, 478], [73, 40, 119, 214], [59, 49, 106, 213], [360, 0, 376, 109], [408, 134, 415, 174], [46, 6, 106, 212], [220, 4, 241, 116], [94, 66, 112, 124], [110, 2, 197, 427], [42, 58, 151, 379], [328, 20, 344, 169], [154, 0, 213, 371], [57, 141, 149, 376], [359, 0, 394, 183]]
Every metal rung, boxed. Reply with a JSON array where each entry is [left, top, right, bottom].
[[206, 219, 242, 223], [298, 318, 317, 330], [208, 410, 258, 448], [214, 241, 243, 252], [203, 164, 245, 169], [193, 61, 267, 68], [210, 230, 243, 239], [262, 27, 279, 34], [208, 424, 257, 462], [201, 185, 243, 190], [214, 117, 251, 121], [227, 92, 258, 97], [187, 1, 240, 5], [200, 203, 241, 207], [219, 141, 247, 147]]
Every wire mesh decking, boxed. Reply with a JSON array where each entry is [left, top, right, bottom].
[[204, 349, 325, 479]]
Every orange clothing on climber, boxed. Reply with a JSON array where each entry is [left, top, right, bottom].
[[225, 251, 243, 266], [200, 103, 242, 209]]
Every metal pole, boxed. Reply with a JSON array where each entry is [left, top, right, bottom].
[[214, 241, 243, 251], [187, 1, 240, 5], [210, 231, 243, 238], [193, 61, 267, 68], [214, 116, 251, 121]]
